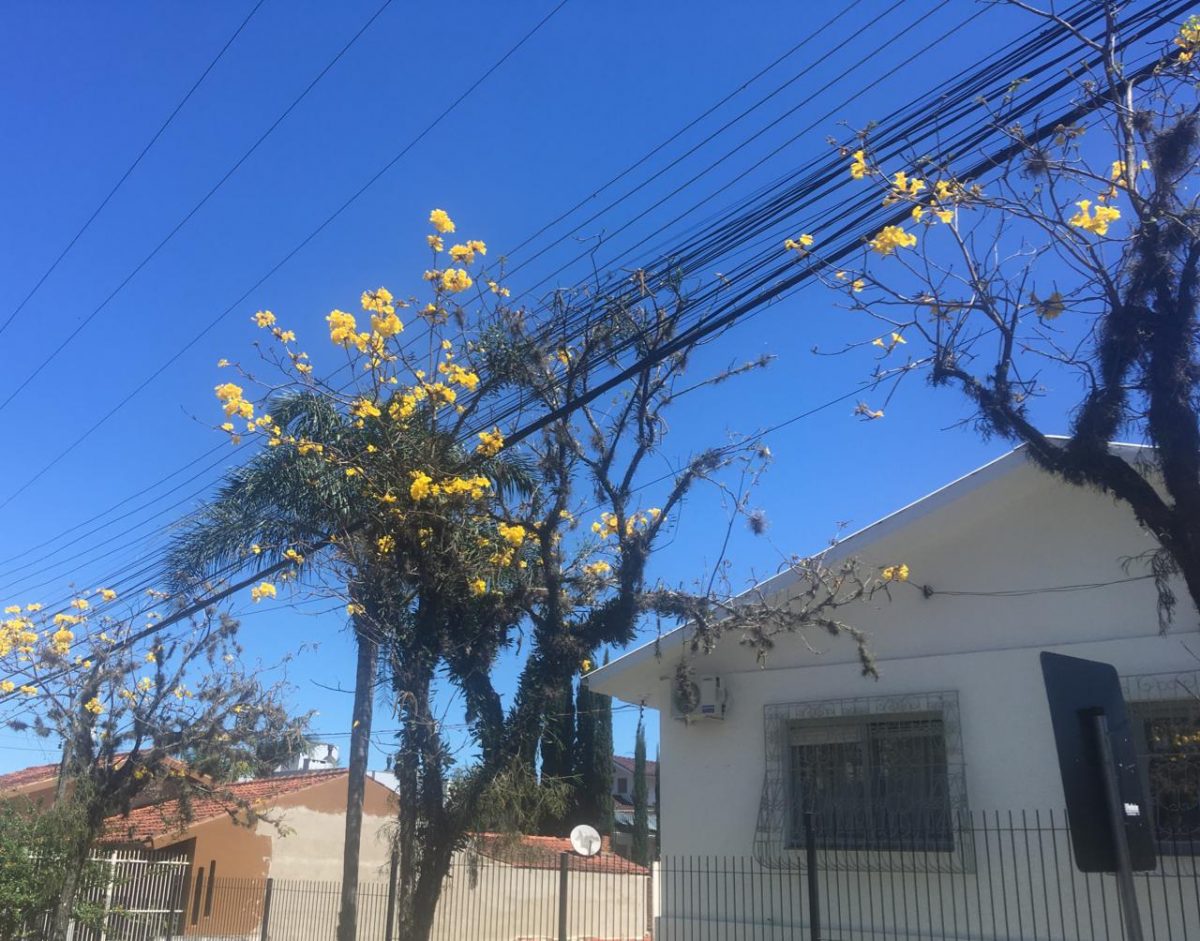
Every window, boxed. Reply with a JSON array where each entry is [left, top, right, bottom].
[[1127, 698, 1200, 850], [616, 776, 628, 795], [755, 691, 967, 869], [788, 712, 953, 850]]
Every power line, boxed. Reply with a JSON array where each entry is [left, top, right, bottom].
[[0, 3, 1171, 633], [0, 0, 1132, 600], [0, 0, 398, 417], [0, 0, 269, 340], [0, 0, 571, 513]]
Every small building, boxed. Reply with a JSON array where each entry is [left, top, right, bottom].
[[589, 444, 1200, 938], [1, 763, 397, 937]]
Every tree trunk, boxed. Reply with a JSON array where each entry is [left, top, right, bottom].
[[48, 812, 101, 941], [337, 628, 378, 941]]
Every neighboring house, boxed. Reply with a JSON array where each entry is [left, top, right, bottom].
[[589, 444, 1200, 937], [275, 740, 340, 774], [0, 763, 397, 937], [611, 754, 657, 808]]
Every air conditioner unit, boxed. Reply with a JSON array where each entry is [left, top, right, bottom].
[[671, 674, 727, 722]]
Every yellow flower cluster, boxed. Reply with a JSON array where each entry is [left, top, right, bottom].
[[872, 332, 907, 352], [283, 548, 305, 565], [351, 398, 382, 419], [362, 287, 404, 338], [409, 471, 490, 502], [881, 563, 910, 582], [487, 280, 511, 297], [437, 360, 480, 390], [327, 309, 370, 351], [253, 310, 276, 328], [868, 225, 918, 257], [83, 697, 104, 715], [50, 628, 74, 656], [250, 581, 277, 603], [449, 240, 487, 265], [376, 535, 395, 555], [476, 427, 504, 457], [849, 149, 868, 180], [497, 522, 526, 548], [99, 588, 117, 602], [583, 560, 612, 577], [1069, 199, 1120, 237], [429, 208, 456, 233], [441, 268, 473, 293], [468, 577, 487, 596], [215, 382, 254, 420], [591, 508, 661, 538], [1175, 15, 1200, 63]]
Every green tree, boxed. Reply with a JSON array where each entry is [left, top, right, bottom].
[[0, 797, 103, 940], [825, 5, 1200, 622], [573, 665, 613, 837], [0, 601, 307, 941], [631, 717, 649, 866]]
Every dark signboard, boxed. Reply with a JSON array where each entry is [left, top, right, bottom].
[[1040, 652, 1156, 872]]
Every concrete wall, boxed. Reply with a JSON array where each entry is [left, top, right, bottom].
[[595, 458, 1200, 938]]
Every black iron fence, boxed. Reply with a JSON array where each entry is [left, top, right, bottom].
[[40, 812, 1200, 939]]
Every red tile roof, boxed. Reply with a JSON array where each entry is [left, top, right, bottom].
[[0, 762, 59, 791], [101, 769, 346, 845], [475, 833, 647, 875], [612, 755, 657, 776]]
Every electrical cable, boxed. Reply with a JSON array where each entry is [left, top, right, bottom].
[[0, 0, 270, 339]]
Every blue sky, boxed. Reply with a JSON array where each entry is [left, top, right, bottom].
[[0, 1, 1158, 774]]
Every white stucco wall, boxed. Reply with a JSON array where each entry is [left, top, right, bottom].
[[593, 453, 1200, 857]]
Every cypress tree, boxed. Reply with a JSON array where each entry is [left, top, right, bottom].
[[573, 654, 614, 836], [632, 716, 649, 865]]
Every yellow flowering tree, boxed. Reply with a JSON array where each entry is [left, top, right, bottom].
[[0, 595, 309, 941], [810, 5, 1200, 622], [188, 206, 908, 941]]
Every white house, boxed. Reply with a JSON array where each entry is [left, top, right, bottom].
[[590, 444, 1200, 940]]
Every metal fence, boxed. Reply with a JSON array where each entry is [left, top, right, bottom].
[[659, 811, 1200, 941], [41, 812, 1200, 940]]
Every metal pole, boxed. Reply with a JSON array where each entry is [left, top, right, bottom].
[[805, 812, 821, 941], [385, 849, 399, 941], [259, 878, 274, 941], [1091, 713, 1145, 941], [558, 852, 570, 941]]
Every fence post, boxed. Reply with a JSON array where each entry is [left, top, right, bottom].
[[558, 852, 570, 941], [259, 878, 274, 941], [804, 812, 820, 941], [385, 849, 399, 941]]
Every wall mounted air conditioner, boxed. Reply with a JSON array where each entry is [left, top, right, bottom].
[[671, 674, 727, 722]]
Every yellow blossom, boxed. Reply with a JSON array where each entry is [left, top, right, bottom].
[[351, 398, 382, 419], [868, 225, 918, 257], [851, 279, 865, 293], [250, 581, 277, 603], [581, 658, 592, 673], [145, 650, 156, 663], [487, 280, 511, 297], [361, 287, 394, 314], [25, 603, 42, 613], [476, 427, 505, 457], [583, 561, 612, 577], [850, 149, 868, 180], [3, 606, 18, 615], [19, 685, 36, 697], [468, 578, 487, 597], [347, 603, 365, 616], [497, 522, 526, 547], [50, 628, 74, 655], [217, 358, 230, 368], [427, 234, 444, 251], [410, 471, 435, 501], [327, 309, 360, 348], [253, 310, 276, 328], [440, 268, 473, 293], [429, 208, 456, 234], [283, 548, 305, 565], [1068, 199, 1120, 236], [0, 681, 13, 693], [376, 535, 395, 555], [84, 697, 104, 715], [882, 563, 910, 582], [934, 208, 954, 224]]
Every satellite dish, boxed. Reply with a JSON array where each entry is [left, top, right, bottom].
[[570, 824, 602, 857]]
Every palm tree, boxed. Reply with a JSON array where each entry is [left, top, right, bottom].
[[166, 389, 532, 941], [166, 391, 405, 941]]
